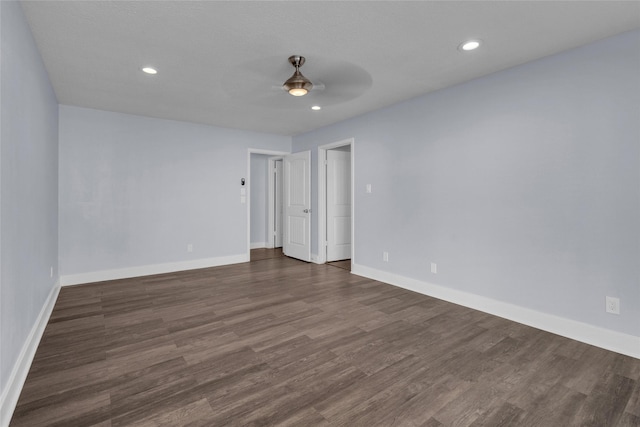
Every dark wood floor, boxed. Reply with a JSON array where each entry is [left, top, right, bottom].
[[10, 250, 640, 426], [327, 259, 351, 271], [250, 247, 285, 262]]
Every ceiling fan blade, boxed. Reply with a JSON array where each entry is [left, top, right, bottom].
[[309, 81, 325, 91]]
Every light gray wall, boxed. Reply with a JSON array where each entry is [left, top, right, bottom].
[[293, 30, 640, 337], [0, 0, 59, 397], [250, 154, 269, 246], [59, 106, 290, 276]]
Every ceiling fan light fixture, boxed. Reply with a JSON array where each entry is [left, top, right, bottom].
[[289, 88, 308, 96], [287, 85, 310, 97], [283, 55, 313, 96]]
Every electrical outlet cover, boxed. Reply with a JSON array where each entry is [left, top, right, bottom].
[[606, 296, 620, 315]]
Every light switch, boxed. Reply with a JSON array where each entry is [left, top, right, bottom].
[[366, 184, 372, 193]]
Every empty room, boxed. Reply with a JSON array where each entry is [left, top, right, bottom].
[[1, 1, 639, 426]]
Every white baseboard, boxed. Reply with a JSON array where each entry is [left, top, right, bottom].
[[352, 263, 640, 359], [60, 254, 249, 287], [250, 242, 267, 249], [0, 281, 60, 427]]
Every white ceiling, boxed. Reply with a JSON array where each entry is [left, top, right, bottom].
[[21, 1, 640, 136]]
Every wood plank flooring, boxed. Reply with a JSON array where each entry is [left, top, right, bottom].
[[10, 250, 640, 426], [327, 260, 351, 271]]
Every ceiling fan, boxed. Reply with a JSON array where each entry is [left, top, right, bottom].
[[282, 55, 324, 96], [221, 54, 371, 108]]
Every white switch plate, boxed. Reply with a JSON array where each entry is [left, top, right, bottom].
[[383, 251, 389, 262], [431, 262, 437, 274], [187, 243, 193, 253], [606, 296, 620, 314], [366, 184, 372, 193]]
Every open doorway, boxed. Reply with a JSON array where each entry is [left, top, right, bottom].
[[247, 149, 288, 261], [252, 150, 311, 263], [249, 153, 270, 250], [317, 139, 354, 270]]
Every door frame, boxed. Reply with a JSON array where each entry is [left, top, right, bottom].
[[267, 156, 284, 249], [247, 149, 289, 259], [317, 138, 355, 265]]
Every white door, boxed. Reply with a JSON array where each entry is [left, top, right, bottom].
[[274, 159, 283, 248], [283, 151, 311, 261], [326, 150, 351, 261]]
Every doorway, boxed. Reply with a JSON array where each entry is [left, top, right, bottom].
[[317, 139, 354, 269], [247, 149, 288, 259]]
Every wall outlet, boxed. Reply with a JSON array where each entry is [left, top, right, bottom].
[[366, 184, 372, 193], [431, 262, 437, 274], [606, 296, 620, 315], [187, 243, 193, 253], [383, 251, 389, 262], [50, 266, 53, 278]]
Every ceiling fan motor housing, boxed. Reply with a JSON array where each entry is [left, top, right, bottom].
[[284, 55, 313, 95]]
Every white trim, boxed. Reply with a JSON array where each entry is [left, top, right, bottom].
[[248, 148, 289, 156], [317, 150, 326, 264], [317, 138, 355, 265], [267, 156, 284, 249], [250, 242, 267, 249], [60, 254, 248, 287], [1, 281, 60, 427], [267, 159, 275, 249], [352, 263, 640, 359]]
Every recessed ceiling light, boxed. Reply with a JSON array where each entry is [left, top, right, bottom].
[[459, 40, 481, 51], [142, 67, 158, 75], [311, 105, 321, 111]]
